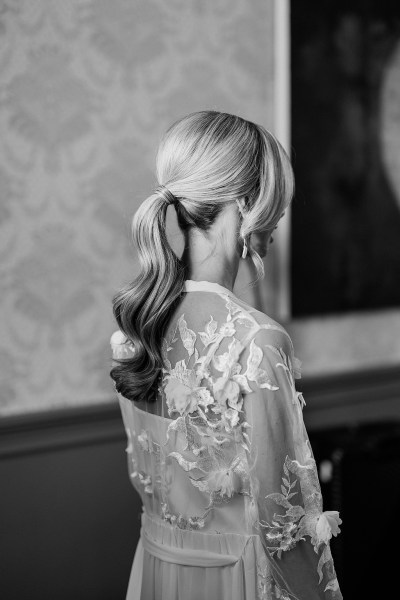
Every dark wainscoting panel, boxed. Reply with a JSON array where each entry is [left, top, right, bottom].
[[0, 403, 141, 600], [300, 364, 400, 431]]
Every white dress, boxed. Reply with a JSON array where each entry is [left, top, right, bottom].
[[110, 279, 343, 600]]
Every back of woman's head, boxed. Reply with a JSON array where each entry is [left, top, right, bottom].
[[110, 110, 294, 403]]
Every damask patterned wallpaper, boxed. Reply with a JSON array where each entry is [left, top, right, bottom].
[[0, 0, 278, 415]]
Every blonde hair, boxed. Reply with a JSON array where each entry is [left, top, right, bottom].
[[110, 110, 294, 403]]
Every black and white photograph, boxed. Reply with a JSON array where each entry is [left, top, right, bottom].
[[1, 1, 400, 599]]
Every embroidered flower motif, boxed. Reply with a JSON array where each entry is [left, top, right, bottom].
[[203, 468, 240, 497], [137, 472, 153, 495], [314, 511, 342, 546], [165, 377, 197, 415], [189, 453, 247, 499], [213, 337, 243, 373], [161, 503, 176, 525], [260, 452, 342, 566], [223, 407, 240, 429], [211, 337, 252, 431], [161, 503, 205, 530], [176, 515, 206, 530], [164, 359, 214, 416], [218, 321, 236, 337], [211, 381, 243, 432], [137, 429, 150, 452], [212, 373, 241, 411], [110, 330, 135, 359]]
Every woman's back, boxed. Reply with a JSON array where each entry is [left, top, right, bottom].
[[111, 280, 343, 599]]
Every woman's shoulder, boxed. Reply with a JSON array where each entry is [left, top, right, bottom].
[[238, 304, 304, 382], [229, 295, 293, 348]]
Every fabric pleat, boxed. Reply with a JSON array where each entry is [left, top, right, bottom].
[[125, 510, 263, 600]]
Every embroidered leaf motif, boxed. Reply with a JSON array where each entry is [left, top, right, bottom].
[[266, 492, 295, 511], [236, 315, 256, 328], [198, 315, 219, 347], [245, 339, 279, 390], [325, 577, 339, 592], [225, 297, 246, 318], [178, 314, 196, 359], [166, 417, 186, 441], [268, 345, 306, 407], [168, 452, 208, 471], [317, 545, 332, 583]]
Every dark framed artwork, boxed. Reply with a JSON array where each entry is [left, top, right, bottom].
[[290, 0, 400, 316]]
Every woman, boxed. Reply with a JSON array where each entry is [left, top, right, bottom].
[[110, 111, 343, 600]]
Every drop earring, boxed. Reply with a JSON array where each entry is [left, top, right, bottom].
[[242, 236, 248, 259], [236, 199, 248, 259]]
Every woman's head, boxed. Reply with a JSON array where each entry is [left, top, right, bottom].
[[156, 110, 293, 239], [110, 111, 294, 403]]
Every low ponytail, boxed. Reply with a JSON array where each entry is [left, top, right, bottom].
[[110, 191, 185, 403]]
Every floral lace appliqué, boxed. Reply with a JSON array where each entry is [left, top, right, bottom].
[[161, 502, 205, 530], [160, 306, 272, 523], [137, 429, 150, 452], [158, 300, 298, 531], [261, 453, 342, 593]]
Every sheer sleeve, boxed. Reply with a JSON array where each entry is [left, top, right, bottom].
[[242, 328, 343, 600]]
